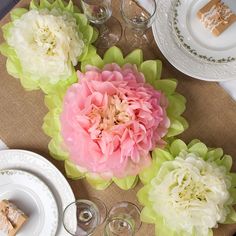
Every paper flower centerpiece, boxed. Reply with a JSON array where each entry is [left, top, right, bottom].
[[138, 139, 236, 236], [43, 47, 188, 190], [0, 0, 97, 93]]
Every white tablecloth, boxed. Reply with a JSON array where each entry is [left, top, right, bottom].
[[220, 81, 236, 101], [0, 139, 8, 150]]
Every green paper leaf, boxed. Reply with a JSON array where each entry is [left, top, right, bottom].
[[139, 163, 159, 185], [65, 160, 85, 179], [85, 173, 112, 190], [6, 58, 21, 79], [187, 139, 201, 148], [124, 49, 143, 66], [103, 46, 124, 65], [42, 109, 61, 137], [167, 117, 186, 137], [2, 22, 13, 40], [178, 116, 189, 130], [139, 60, 162, 87], [39, 69, 77, 94], [79, 45, 96, 61], [81, 54, 104, 71], [0, 43, 15, 58], [91, 27, 98, 43], [82, 25, 94, 44], [39, 0, 52, 9], [188, 142, 208, 157], [230, 173, 236, 187], [205, 148, 223, 162], [224, 206, 236, 223], [48, 138, 68, 160], [152, 148, 174, 162], [215, 154, 232, 171], [10, 8, 28, 21], [167, 93, 186, 116], [140, 207, 157, 224], [113, 175, 138, 190], [20, 74, 41, 91], [44, 93, 63, 110], [140, 149, 173, 184], [74, 13, 88, 28], [229, 188, 236, 204], [65, 0, 74, 12], [137, 185, 152, 206], [170, 139, 187, 156], [155, 79, 177, 95], [73, 5, 81, 14], [207, 230, 213, 236], [53, 0, 65, 9], [29, 0, 38, 9], [154, 219, 176, 236]]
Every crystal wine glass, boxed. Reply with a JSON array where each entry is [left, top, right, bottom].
[[81, 0, 122, 48], [63, 198, 107, 236], [104, 202, 141, 236], [120, 0, 157, 48]]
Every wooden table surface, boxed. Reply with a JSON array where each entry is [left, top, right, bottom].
[[0, 0, 236, 235]]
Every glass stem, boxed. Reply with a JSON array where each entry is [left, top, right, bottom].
[[133, 28, 145, 38], [97, 23, 110, 39]]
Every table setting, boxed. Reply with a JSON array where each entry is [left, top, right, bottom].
[[0, 0, 236, 236]]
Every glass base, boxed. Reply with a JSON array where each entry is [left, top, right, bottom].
[[124, 27, 151, 49], [104, 202, 141, 236], [63, 198, 107, 236], [94, 16, 122, 49]]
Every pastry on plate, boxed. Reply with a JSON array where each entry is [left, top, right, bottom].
[[197, 0, 236, 36], [0, 200, 28, 236]]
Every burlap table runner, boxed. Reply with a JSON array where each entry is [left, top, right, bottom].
[[0, 0, 236, 235]]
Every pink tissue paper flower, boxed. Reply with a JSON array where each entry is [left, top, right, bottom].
[[60, 63, 170, 178]]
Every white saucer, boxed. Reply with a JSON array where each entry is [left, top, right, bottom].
[[173, 0, 236, 63], [0, 169, 58, 236], [0, 149, 76, 236], [152, 0, 236, 81]]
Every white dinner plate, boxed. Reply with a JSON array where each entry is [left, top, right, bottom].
[[152, 0, 236, 81], [172, 0, 236, 63], [0, 169, 58, 236], [0, 149, 76, 236]]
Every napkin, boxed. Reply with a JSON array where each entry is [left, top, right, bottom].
[[220, 81, 236, 101]]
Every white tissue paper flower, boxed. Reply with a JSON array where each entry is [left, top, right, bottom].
[[149, 151, 232, 236], [8, 9, 84, 83]]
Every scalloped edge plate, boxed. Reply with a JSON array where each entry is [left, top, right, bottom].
[[152, 0, 236, 81], [0, 169, 58, 236], [0, 149, 76, 236]]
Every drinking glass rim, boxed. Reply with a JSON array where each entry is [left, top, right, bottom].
[[120, 0, 157, 23], [106, 201, 142, 233], [63, 198, 107, 236]]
